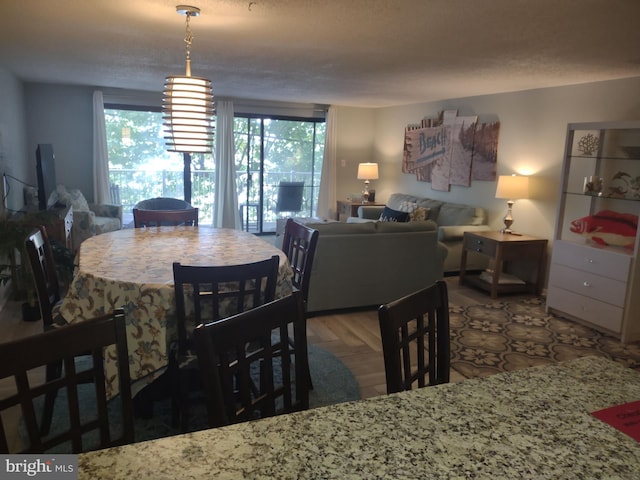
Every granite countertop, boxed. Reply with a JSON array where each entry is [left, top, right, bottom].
[[78, 356, 640, 479]]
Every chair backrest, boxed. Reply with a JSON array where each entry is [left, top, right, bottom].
[[132, 207, 199, 227], [0, 309, 134, 453], [275, 181, 304, 213], [172, 255, 280, 357], [25, 226, 61, 327], [281, 218, 319, 302], [378, 280, 450, 394], [193, 290, 310, 428], [134, 197, 193, 211]]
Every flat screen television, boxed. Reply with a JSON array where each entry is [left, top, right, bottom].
[[36, 144, 58, 210]]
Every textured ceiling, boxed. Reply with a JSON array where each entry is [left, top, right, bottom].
[[1, 0, 639, 107]]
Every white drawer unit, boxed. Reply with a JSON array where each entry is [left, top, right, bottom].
[[546, 121, 640, 343], [548, 261, 627, 307], [551, 240, 631, 282], [547, 286, 624, 334]]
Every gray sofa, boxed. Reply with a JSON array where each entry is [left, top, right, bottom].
[[355, 193, 491, 273], [294, 219, 447, 313]]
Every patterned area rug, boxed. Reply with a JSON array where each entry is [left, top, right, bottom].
[[449, 296, 640, 379]]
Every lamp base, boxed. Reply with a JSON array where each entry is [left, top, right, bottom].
[[362, 180, 370, 204], [501, 201, 514, 234]]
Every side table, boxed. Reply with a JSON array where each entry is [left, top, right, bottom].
[[459, 231, 547, 298], [336, 200, 385, 221]]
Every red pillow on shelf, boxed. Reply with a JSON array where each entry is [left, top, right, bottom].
[[570, 210, 638, 249]]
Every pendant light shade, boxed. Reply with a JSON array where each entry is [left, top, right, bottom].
[[162, 5, 214, 154], [163, 75, 214, 153]]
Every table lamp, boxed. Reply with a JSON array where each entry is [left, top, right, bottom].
[[357, 162, 379, 203], [495, 174, 529, 234]]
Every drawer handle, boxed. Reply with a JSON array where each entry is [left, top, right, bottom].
[[476, 248, 482, 252], [584, 257, 594, 263], [583, 281, 591, 287], [476, 240, 483, 245]]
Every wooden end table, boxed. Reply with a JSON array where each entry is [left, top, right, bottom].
[[459, 231, 547, 298], [336, 200, 385, 221]]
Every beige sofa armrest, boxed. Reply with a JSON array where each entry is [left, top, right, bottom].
[[438, 225, 491, 242], [89, 203, 123, 222]]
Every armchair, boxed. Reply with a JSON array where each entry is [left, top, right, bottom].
[[24, 185, 122, 248], [58, 186, 122, 247]]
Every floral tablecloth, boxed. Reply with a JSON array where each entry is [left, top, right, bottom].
[[60, 226, 293, 397]]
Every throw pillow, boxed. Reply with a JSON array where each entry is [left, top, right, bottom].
[[398, 201, 418, 213], [409, 207, 429, 222], [379, 206, 410, 222], [57, 185, 90, 211]]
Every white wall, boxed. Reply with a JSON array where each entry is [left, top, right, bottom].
[[24, 83, 95, 201], [336, 77, 640, 248], [333, 107, 376, 199], [0, 68, 28, 213]]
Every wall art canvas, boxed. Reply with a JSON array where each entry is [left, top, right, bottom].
[[471, 121, 500, 181], [449, 115, 478, 186], [403, 118, 447, 183], [402, 111, 499, 188]]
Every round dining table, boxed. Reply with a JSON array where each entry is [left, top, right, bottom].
[[59, 226, 293, 397]]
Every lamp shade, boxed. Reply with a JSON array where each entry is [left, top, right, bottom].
[[495, 174, 529, 200], [163, 75, 215, 153], [357, 162, 379, 180]]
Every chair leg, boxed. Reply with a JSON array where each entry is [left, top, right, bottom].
[[306, 363, 314, 391], [40, 361, 62, 436]]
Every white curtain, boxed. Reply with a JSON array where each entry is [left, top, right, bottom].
[[213, 100, 241, 229], [93, 91, 111, 204], [316, 106, 337, 219]]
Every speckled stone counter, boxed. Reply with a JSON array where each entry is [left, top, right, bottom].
[[78, 357, 640, 479]]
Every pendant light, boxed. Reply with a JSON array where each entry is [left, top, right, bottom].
[[163, 5, 214, 154]]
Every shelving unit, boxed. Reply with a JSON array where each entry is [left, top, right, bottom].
[[546, 121, 640, 342]]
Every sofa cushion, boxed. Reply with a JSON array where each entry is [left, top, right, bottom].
[[437, 203, 485, 226], [375, 219, 437, 233], [308, 221, 377, 235], [386, 193, 420, 210], [379, 206, 410, 222]]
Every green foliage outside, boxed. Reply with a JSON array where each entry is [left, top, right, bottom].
[[105, 109, 325, 230]]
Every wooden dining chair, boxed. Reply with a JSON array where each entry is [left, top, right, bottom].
[[132, 207, 199, 227], [25, 225, 75, 435], [0, 309, 134, 454], [171, 255, 280, 431], [281, 218, 319, 386], [378, 280, 451, 394], [193, 290, 310, 428], [281, 218, 319, 304], [25, 226, 62, 329]]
